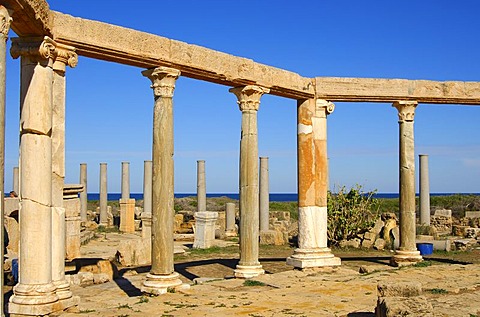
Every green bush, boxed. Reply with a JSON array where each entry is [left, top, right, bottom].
[[327, 185, 379, 246]]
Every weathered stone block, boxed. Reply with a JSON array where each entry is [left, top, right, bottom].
[[465, 211, 480, 219], [377, 282, 422, 297], [116, 238, 151, 266], [193, 211, 218, 249], [434, 209, 452, 217], [260, 230, 285, 246], [119, 198, 135, 233], [376, 296, 434, 317]]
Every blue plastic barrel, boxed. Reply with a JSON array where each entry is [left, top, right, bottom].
[[416, 243, 433, 255]]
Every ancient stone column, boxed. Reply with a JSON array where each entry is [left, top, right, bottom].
[[142, 160, 153, 240], [259, 157, 269, 232], [119, 161, 135, 233], [13, 166, 19, 194], [63, 184, 83, 261], [51, 42, 78, 307], [197, 160, 206, 212], [80, 163, 88, 222], [142, 66, 182, 294], [230, 85, 269, 278], [225, 202, 237, 236], [9, 36, 59, 315], [419, 154, 430, 226], [287, 99, 341, 269], [99, 162, 108, 226], [0, 7, 11, 316], [391, 101, 422, 266]]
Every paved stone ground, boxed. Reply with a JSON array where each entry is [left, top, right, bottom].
[[6, 233, 480, 316]]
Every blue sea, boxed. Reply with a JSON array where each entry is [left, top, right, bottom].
[[86, 192, 480, 202]]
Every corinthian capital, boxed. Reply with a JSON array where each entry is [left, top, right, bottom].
[[0, 6, 12, 40], [53, 42, 78, 72], [393, 101, 418, 122], [142, 66, 181, 98], [10, 36, 57, 64], [229, 85, 270, 112], [315, 99, 335, 118]]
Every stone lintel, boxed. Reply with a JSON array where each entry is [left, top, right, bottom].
[[4, 0, 52, 37], [51, 11, 314, 99], [316, 77, 480, 105]]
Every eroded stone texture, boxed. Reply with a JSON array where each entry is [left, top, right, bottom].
[[63, 184, 83, 261], [287, 99, 340, 269], [50, 11, 314, 99], [316, 77, 480, 105], [391, 101, 422, 267], [119, 198, 135, 233], [230, 85, 269, 279], [197, 160, 206, 212], [225, 202, 237, 237], [193, 211, 218, 249]]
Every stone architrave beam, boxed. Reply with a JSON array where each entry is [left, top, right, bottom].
[[50, 12, 314, 100], [316, 77, 480, 105], [2, 0, 51, 36]]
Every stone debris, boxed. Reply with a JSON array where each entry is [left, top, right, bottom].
[[376, 282, 434, 317]]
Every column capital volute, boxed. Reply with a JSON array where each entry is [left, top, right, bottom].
[[393, 100, 418, 122], [10, 36, 57, 66], [315, 99, 335, 118], [53, 42, 78, 72], [229, 85, 270, 112], [142, 66, 181, 98], [0, 5, 12, 40]]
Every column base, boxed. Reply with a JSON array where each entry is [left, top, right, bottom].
[[286, 248, 341, 269], [8, 295, 79, 317], [8, 282, 61, 316], [141, 272, 183, 295], [390, 250, 423, 267], [234, 264, 264, 279], [53, 279, 73, 300]]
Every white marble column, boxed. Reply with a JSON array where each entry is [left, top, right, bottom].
[[51, 42, 78, 307], [99, 162, 108, 226], [142, 160, 152, 240], [230, 85, 269, 278], [121, 161, 130, 200], [0, 7, 11, 316], [419, 154, 430, 226], [197, 160, 206, 212], [79, 163, 88, 222], [391, 101, 422, 266], [9, 36, 59, 315], [259, 157, 269, 232], [287, 99, 340, 269], [142, 66, 183, 294]]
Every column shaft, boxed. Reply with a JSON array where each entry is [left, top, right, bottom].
[[80, 163, 88, 222], [197, 160, 206, 212], [259, 157, 269, 232], [121, 161, 130, 200], [391, 101, 422, 266], [287, 99, 340, 269], [99, 163, 108, 225], [142, 160, 152, 239], [419, 154, 430, 226], [141, 66, 182, 295], [51, 42, 77, 303], [13, 166, 19, 194], [0, 7, 11, 316], [9, 36, 58, 310]]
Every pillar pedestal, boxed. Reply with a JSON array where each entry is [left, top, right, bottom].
[[193, 211, 218, 249], [233, 265, 265, 279], [119, 198, 135, 233], [141, 272, 183, 295]]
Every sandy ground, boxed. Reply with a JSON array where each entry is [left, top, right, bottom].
[[7, 233, 480, 316]]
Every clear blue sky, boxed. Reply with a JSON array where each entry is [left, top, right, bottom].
[[4, 0, 480, 194]]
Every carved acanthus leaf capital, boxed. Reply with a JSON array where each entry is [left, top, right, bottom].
[[53, 43, 78, 72], [393, 101, 418, 122], [229, 85, 270, 112], [0, 6, 12, 39], [142, 66, 181, 98], [10, 36, 56, 64], [315, 99, 335, 118]]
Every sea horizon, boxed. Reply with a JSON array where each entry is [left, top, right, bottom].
[[87, 192, 480, 202]]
